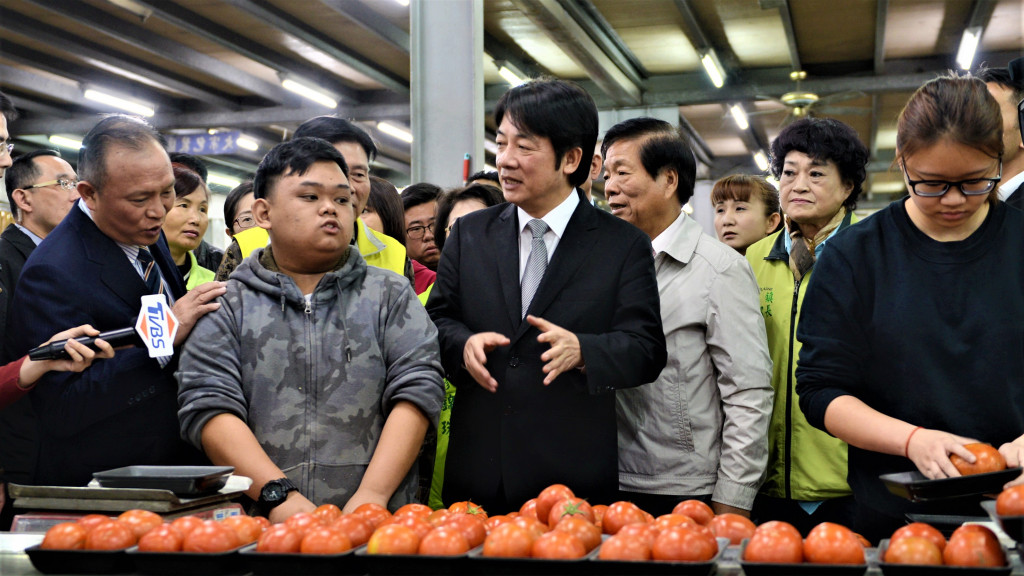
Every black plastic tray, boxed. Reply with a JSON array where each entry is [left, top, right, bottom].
[[881, 468, 1023, 502], [127, 543, 249, 575], [877, 538, 1011, 575], [92, 465, 234, 495], [588, 536, 729, 575], [24, 544, 134, 574], [240, 543, 365, 576], [980, 500, 1024, 543], [738, 539, 869, 576]]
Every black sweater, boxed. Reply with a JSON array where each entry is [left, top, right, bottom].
[[796, 199, 1024, 518]]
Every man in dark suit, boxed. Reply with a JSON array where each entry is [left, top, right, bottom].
[[0, 150, 80, 509], [4, 115, 225, 486], [979, 60, 1024, 209], [426, 79, 666, 512]]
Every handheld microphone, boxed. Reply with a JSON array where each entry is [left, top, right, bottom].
[[28, 327, 141, 361]]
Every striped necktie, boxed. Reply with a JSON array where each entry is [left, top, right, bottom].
[[521, 219, 549, 318], [137, 247, 164, 296]]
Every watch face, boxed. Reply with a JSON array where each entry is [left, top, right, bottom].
[[267, 486, 283, 500]]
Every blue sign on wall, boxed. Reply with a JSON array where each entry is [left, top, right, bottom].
[[165, 131, 240, 155]]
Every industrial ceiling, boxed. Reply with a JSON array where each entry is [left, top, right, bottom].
[[0, 0, 1021, 209]]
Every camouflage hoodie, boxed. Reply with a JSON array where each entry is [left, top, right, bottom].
[[177, 246, 444, 509]]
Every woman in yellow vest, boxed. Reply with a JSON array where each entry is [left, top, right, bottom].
[[745, 117, 868, 534], [164, 164, 215, 290]]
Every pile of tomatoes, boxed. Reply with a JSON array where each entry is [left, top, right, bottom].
[[742, 521, 866, 565], [40, 509, 269, 553], [883, 522, 1006, 567]]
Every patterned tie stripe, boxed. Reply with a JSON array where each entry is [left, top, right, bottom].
[[521, 219, 549, 318], [137, 247, 164, 296]]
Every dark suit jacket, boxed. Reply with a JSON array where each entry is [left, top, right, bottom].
[[426, 193, 667, 511], [1006, 180, 1024, 211], [4, 206, 203, 486], [0, 224, 37, 485]]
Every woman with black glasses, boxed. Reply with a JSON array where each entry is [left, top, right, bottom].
[[796, 73, 1024, 543]]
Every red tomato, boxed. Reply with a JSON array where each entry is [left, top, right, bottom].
[[419, 527, 470, 556], [997, 485, 1024, 516], [441, 513, 487, 548], [553, 516, 602, 552], [482, 522, 534, 558], [884, 536, 943, 565], [943, 526, 1006, 567], [379, 514, 433, 540], [602, 501, 648, 535], [743, 526, 803, 563], [426, 509, 452, 527], [85, 521, 137, 550], [300, 526, 352, 555], [183, 520, 240, 553], [447, 500, 487, 518], [535, 484, 574, 525], [352, 502, 392, 529], [597, 533, 652, 561], [671, 500, 714, 526], [221, 515, 263, 544], [755, 520, 802, 539], [519, 498, 539, 520], [254, 516, 272, 532], [804, 522, 865, 564], [547, 497, 595, 527], [617, 522, 659, 548], [592, 504, 607, 529], [531, 530, 586, 559], [117, 509, 163, 539], [485, 515, 511, 532], [951, 443, 1006, 476], [890, 522, 946, 552], [312, 504, 343, 525], [708, 513, 756, 545], [169, 516, 204, 538], [41, 522, 88, 550], [257, 525, 302, 553], [651, 524, 718, 562], [331, 514, 373, 547], [137, 525, 183, 553], [394, 503, 432, 519], [654, 513, 696, 532], [77, 514, 113, 533], [366, 523, 420, 555], [512, 515, 549, 540], [284, 513, 323, 537]]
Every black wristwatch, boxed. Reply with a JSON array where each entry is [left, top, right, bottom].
[[255, 478, 297, 517]]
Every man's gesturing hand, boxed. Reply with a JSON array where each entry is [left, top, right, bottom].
[[463, 332, 510, 392], [527, 315, 583, 385]]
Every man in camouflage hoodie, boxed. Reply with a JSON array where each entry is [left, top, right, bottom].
[[177, 138, 444, 523]]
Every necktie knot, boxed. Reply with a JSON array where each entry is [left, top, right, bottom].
[[527, 219, 549, 239]]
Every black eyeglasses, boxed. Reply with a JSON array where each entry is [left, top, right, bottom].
[[406, 223, 434, 239], [901, 161, 1001, 197], [27, 178, 78, 192]]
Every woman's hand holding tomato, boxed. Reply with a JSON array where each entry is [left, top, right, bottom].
[[998, 435, 1024, 488], [905, 427, 979, 479]]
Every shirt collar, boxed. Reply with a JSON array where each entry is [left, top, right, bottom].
[[998, 170, 1024, 201], [650, 209, 686, 257], [516, 188, 579, 238], [14, 223, 44, 246]]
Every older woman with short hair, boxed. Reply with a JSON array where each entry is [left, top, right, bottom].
[[746, 117, 869, 534]]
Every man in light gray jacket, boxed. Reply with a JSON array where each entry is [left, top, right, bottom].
[[178, 138, 443, 523], [604, 118, 773, 517]]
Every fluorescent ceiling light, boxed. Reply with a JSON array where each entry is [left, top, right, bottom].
[[729, 104, 749, 130], [394, 0, 410, 5], [236, 135, 259, 151], [483, 140, 499, 154], [83, 88, 155, 117], [281, 78, 337, 108], [753, 151, 770, 172], [701, 50, 725, 89], [499, 66, 525, 87], [682, 203, 694, 215], [49, 135, 83, 150], [956, 26, 982, 70], [208, 173, 241, 189], [377, 121, 413, 143], [485, 164, 497, 172]]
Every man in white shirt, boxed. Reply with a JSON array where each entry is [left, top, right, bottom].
[[979, 62, 1024, 209]]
